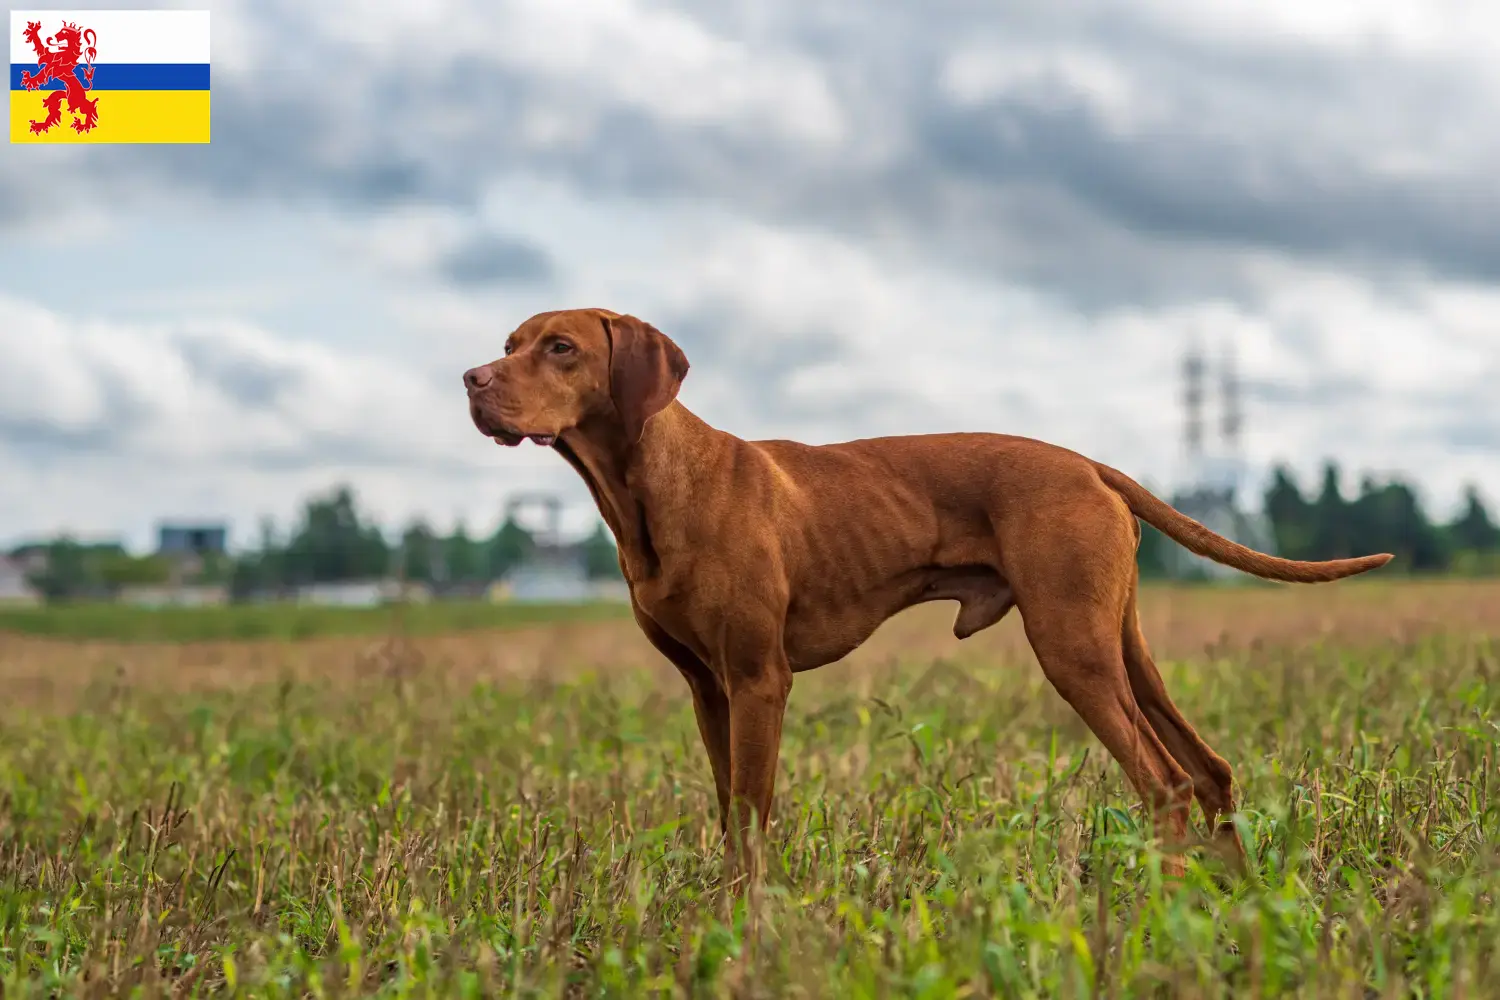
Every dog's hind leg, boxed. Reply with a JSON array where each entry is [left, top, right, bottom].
[[1002, 495, 1196, 877], [1024, 615, 1196, 877], [1119, 581, 1247, 873]]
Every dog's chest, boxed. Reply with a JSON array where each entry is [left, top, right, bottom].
[[628, 576, 715, 661]]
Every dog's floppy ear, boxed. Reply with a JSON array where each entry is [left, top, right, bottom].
[[602, 313, 690, 443]]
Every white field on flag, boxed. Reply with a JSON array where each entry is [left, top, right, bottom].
[[10, 10, 209, 65]]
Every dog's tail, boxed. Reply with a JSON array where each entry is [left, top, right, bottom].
[[1093, 462, 1393, 583]]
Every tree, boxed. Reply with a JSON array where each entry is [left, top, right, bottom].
[[1309, 461, 1352, 561], [192, 551, 233, 585], [29, 538, 94, 601], [486, 516, 535, 579], [443, 521, 484, 583], [96, 551, 171, 588], [26, 539, 133, 601], [281, 485, 390, 584], [1349, 478, 1449, 573], [1449, 485, 1500, 553], [1263, 464, 1313, 560], [398, 520, 438, 583], [1134, 522, 1170, 579], [581, 523, 624, 579], [230, 515, 286, 599]]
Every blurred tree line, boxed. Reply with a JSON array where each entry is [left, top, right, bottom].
[[1137, 461, 1500, 579], [13, 463, 1498, 601], [18, 541, 233, 602], [15, 485, 623, 602], [227, 486, 623, 599]]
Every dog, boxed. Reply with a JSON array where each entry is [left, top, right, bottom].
[[464, 308, 1392, 879]]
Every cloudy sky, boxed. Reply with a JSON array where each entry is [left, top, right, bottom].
[[4, 0, 1498, 550]]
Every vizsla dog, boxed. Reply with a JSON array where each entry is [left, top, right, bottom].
[[463, 308, 1392, 879]]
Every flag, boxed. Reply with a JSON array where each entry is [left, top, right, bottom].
[[10, 10, 209, 144]]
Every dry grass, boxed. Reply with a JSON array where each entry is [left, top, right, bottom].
[[1, 579, 1498, 997], [5, 580, 1494, 707]]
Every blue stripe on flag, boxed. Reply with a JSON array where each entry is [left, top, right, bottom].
[[10, 63, 209, 91]]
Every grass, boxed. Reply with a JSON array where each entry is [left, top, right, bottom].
[[0, 599, 633, 643], [1, 584, 1498, 997]]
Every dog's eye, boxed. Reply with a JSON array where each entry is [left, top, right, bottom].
[[503, 342, 515, 356], [550, 340, 574, 355]]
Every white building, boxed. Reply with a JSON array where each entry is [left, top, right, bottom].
[[0, 556, 41, 606], [491, 493, 630, 604], [295, 579, 410, 607], [119, 583, 229, 608]]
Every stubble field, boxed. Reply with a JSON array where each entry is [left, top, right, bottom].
[[1, 579, 1498, 997]]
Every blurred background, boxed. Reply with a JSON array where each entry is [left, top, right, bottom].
[[3, 0, 1498, 607]]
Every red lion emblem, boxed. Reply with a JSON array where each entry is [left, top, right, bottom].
[[19, 19, 100, 134]]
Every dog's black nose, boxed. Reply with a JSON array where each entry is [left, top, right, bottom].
[[464, 365, 494, 391]]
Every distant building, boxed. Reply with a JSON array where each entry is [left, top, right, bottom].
[[157, 523, 228, 557], [120, 583, 229, 608], [590, 579, 631, 603], [492, 493, 628, 603], [0, 556, 41, 606], [488, 568, 630, 604], [7, 544, 50, 577], [503, 548, 595, 602], [431, 579, 491, 601], [154, 522, 229, 587], [4, 539, 125, 602], [295, 579, 428, 607], [295, 580, 388, 608]]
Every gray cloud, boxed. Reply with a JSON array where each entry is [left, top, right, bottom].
[[230, 436, 488, 476], [920, 97, 1500, 283], [0, 188, 26, 227], [18, 1, 1493, 312], [136, 89, 449, 209], [173, 336, 304, 408], [1241, 374, 1372, 408], [0, 416, 114, 456], [1446, 420, 1500, 453], [656, 302, 846, 380], [438, 233, 554, 287], [0, 378, 149, 459]]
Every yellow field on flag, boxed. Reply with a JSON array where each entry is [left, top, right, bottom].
[[10, 89, 209, 144]]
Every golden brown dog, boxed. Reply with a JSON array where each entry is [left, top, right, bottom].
[[464, 308, 1392, 879]]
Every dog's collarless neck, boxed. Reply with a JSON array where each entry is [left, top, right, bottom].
[[555, 424, 662, 580], [559, 404, 722, 582]]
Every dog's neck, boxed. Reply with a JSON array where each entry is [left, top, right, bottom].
[[556, 402, 724, 581]]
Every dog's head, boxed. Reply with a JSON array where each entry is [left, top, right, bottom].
[[464, 308, 690, 449]]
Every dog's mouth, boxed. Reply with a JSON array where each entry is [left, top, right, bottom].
[[470, 397, 558, 449], [485, 426, 555, 448], [475, 415, 555, 449]]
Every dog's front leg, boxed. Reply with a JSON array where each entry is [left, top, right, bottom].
[[630, 603, 734, 835], [720, 638, 793, 887], [681, 671, 733, 834]]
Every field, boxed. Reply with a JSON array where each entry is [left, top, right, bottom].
[[0, 600, 634, 643], [2, 580, 1498, 998]]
